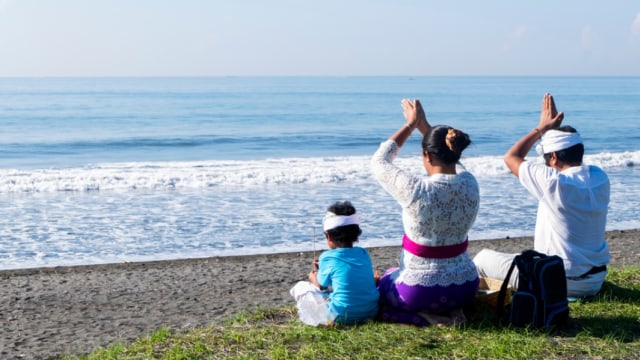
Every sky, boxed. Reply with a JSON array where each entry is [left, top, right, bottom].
[[0, 0, 639, 77]]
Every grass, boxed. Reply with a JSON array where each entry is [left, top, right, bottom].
[[64, 267, 640, 360]]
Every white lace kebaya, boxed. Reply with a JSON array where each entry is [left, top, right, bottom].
[[371, 140, 480, 287]]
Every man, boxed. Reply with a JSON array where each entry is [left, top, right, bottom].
[[474, 93, 610, 298]]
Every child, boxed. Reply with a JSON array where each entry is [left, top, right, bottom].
[[290, 201, 379, 325]]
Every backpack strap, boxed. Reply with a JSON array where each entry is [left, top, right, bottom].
[[496, 255, 518, 321]]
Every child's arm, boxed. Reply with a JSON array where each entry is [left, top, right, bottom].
[[308, 269, 324, 289]]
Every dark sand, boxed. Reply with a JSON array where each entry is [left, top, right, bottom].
[[1, 229, 638, 359]]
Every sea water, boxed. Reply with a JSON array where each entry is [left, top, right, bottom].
[[1, 76, 638, 270]]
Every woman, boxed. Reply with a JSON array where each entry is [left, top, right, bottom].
[[371, 99, 480, 326]]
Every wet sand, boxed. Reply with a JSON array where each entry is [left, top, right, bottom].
[[1, 229, 638, 359]]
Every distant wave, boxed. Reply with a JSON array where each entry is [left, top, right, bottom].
[[0, 134, 383, 167], [0, 133, 381, 152], [0, 150, 637, 193], [0, 136, 270, 154]]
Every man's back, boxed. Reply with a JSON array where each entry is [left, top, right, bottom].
[[519, 162, 610, 277]]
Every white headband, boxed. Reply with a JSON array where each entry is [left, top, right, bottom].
[[535, 129, 583, 156], [323, 213, 359, 232]]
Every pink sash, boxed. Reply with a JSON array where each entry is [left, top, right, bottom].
[[402, 233, 468, 259]]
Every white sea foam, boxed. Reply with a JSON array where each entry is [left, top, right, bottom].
[[1, 150, 637, 194], [1, 150, 638, 270]]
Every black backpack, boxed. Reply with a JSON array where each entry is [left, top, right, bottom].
[[497, 249, 570, 330]]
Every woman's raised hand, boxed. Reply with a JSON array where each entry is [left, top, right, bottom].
[[401, 99, 430, 134]]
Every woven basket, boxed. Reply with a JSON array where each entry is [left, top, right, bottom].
[[476, 277, 513, 308]]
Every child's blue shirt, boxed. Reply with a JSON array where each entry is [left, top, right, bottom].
[[317, 247, 379, 324]]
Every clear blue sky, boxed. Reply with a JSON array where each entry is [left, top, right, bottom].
[[1, 0, 639, 77]]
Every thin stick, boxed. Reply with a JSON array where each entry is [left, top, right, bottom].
[[312, 227, 317, 261]]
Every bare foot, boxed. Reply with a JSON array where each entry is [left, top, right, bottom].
[[418, 308, 466, 328], [418, 312, 454, 327], [449, 308, 467, 328]]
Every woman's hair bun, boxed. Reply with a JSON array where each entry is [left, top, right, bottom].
[[445, 128, 470, 156], [422, 125, 471, 164]]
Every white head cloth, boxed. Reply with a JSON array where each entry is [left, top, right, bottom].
[[323, 212, 359, 232], [535, 129, 583, 156]]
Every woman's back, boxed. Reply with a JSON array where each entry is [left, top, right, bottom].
[[405, 170, 479, 247]]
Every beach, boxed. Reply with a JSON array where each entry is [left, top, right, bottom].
[[0, 229, 637, 359]]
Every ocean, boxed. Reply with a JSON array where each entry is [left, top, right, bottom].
[[1, 76, 639, 270]]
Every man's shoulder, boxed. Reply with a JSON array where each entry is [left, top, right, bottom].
[[565, 164, 609, 181], [587, 164, 608, 176], [587, 165, 610, 185]]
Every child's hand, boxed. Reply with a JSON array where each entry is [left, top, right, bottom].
[[308, 270, 326, 291], [308, 270, 318, 285]]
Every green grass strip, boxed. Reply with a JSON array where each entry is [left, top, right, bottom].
[[66, 266, 640, 360]]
